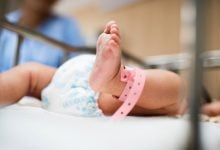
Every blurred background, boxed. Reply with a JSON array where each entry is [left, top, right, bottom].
[[0, 0, 220, 99]]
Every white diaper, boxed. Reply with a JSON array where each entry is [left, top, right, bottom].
[[41, 54, 103, 117]]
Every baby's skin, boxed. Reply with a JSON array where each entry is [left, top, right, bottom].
[[202, 101, 220, 116], [0, 21, 186, 116]]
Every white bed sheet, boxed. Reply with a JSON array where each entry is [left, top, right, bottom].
[[0, 97, 220, 150]]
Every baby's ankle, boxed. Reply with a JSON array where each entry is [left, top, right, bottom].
[[101, 65, 125, 96]]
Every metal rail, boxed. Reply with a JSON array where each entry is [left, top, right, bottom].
[[145, 50, 220, 70], [0, 18, 148, 67], [0, 17, 95, 52], [181, 0, 205, 149]]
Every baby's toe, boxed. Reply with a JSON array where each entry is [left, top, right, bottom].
[[109, 39, 119, 50], [111, 28, 120, 36], [111, 34, 120, 44], [105, 21, 117, 33], [111, 24, 119, 30]]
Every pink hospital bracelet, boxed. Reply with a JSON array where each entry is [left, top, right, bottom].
[[111, 66, 146, 119]]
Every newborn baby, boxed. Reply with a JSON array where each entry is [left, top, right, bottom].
[[0, 21, 186, 117]]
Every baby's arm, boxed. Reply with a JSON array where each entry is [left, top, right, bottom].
[[0, 63, 56, 106]]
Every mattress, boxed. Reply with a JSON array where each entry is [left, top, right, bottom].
[[0, 97, 220, 150]]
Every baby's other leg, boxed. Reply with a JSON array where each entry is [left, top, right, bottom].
[[98, 93, 184, 116], [98, 93, 185, 116], [97, 69, 186, 115], [0, 63, 56, 106]]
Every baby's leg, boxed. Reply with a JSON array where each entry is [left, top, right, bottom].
[[0, 63, 56, 106], [202, 101, 220, 116], [98, 93, 185, 116], [90, 21, 186, 115]]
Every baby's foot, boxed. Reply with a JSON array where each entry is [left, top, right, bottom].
[[90, 21, 121, 92]]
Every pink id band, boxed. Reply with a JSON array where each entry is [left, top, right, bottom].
[[111, 66, 146, 119]]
